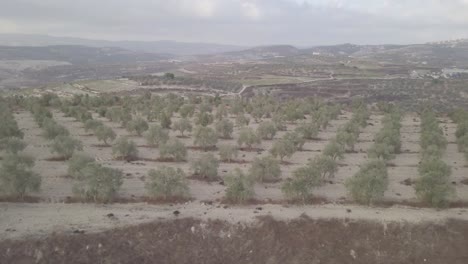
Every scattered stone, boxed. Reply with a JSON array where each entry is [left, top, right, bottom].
[[219, 181, 225, 186], [256, 207, 263, 211], [346, 209, 352, 213], [72, 229, 85, 234], [5, 228, 16, 232], [223, 205, 229, 209], [173, 210, 180, 216]]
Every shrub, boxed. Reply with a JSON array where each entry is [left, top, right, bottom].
[[68, 153, 95, 179], [50, 135, 83, 159], [145, 167, 189, 199], [218, 144, 239, 162], [237, 127, 260, 150], [257, 121, 277, 140], [159, 138, 187, 161], [126, 117, 149, 136], [72, 163, 123, 203], [112, 137, 138, 161], [145, 124, 169, 147], [345, 160, 388, 205], [415, 159, 454, 208], [172, 118, 192, 136], [190, 153, 219, 181], [249, 155, 281, 183], [95, 125, 116, 145], [224, 168, 254, 204], [0, 154, 41, 199], [215, 119, 234, 139], [193, 126, 218, 151]]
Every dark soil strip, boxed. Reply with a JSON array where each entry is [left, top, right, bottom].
[[1, 217, 468, 264]]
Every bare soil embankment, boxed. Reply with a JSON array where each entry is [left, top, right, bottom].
[[1, 216, 468, 264]]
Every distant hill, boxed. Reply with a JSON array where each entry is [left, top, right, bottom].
[[0, 34, 246, 56], [207, 45, 300, 60], [0, 45, 170, 64]]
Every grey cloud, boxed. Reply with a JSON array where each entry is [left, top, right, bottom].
[[0, 0, 468, 46]]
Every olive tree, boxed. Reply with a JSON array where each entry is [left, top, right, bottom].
[[235, 114, 250, 127], [0, 154, 41, 199], [195, 112, 213, 127], [218, 144, 239, 162], [0, 137, 26, 154], [159, 111, 172, 129], [193, 126, 218, 151], [215, 119, 234, 139], [126, 117, 149, 136], [249, 155, 281, 183], [190, 153, 219, 181], [95, 125, 116, 146], [50, 135, 83, 160], [323, 140, 345, 161], [145, 124, 169, 147], [112, 137, 138, 161], [368, 143, 395, 161], [257, 121, 277, 140], [415, 159, 454, 208], [42, 119, 69, 140], [84, 119, 103, 133], [345, 160, 388, 205], [284, 131, 305, 151], [282, 165, 321, 202], [310, 155, 338, 179], [224, 168, 254, 204], [68, 153, 94, 179], [270, 138, 296, 161], [179, 104, 195, 118], [72, 163, 123, 203], [237, 127, 261, 150], [159, 138, 187, 161], [172, 118, 192, 136], [295, 122, 319, 140], [145, 167, 189, 200]]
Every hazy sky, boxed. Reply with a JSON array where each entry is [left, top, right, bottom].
[[1, 0, 468, 46]]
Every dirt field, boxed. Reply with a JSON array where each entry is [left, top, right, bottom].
[[11, 108, 468, 205]]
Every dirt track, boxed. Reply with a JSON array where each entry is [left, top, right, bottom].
[[1, 216, 468, 264]]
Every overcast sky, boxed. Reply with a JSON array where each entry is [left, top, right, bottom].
[[1, 0, 468, 46]]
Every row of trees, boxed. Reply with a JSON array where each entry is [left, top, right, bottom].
[[0, 100, 41, 199], [29, 103, 83, 160], [415, 110, 454, 208], [281, 105, 370, 202], [451, 109, 468, 163], [345, 108, 401, 205]]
